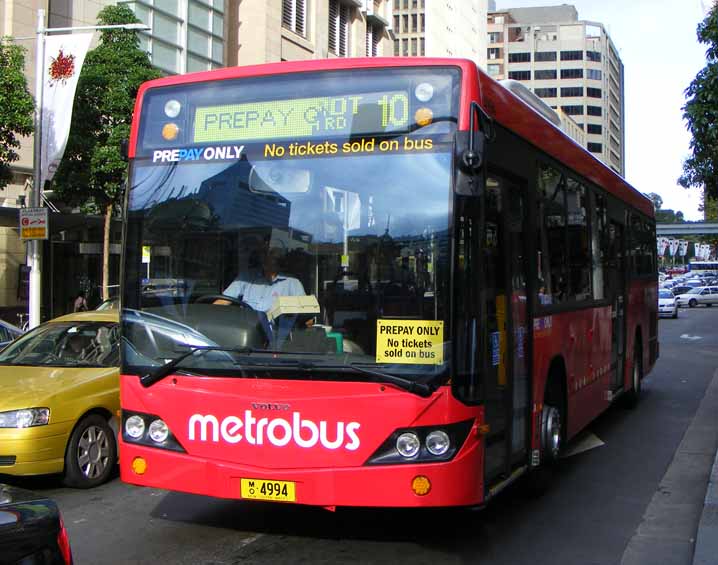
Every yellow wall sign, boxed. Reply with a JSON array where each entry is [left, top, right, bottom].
[[376, 320, 444, 365]]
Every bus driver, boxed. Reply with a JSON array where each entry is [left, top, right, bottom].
[[215, 247, 306, 347]]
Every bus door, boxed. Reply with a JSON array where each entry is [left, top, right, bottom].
[[607, 219, 626, 392], [482, 174, 530, 483]]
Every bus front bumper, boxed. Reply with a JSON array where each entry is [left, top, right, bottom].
[[119, 441, 483, 508]]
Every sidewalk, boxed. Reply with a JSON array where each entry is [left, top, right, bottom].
[[621, 368, 718, 565]]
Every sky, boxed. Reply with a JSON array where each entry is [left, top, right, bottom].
[[496, 0, 711, 220]]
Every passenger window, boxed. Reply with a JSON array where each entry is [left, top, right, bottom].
[[566, 178, 591, 301], [537, 163, 567, 305]]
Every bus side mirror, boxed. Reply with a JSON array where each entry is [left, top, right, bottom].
[[454, 130, 486, 196]]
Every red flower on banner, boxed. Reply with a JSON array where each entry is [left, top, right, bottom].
[[48, 49, 75, 85]]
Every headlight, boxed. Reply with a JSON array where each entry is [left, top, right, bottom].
[[125, 415, 145, 439], [148, 419, 169, 443], [396, 432, 420, 458], [0, 408, 50, 428], [426, 430, 451, 455]]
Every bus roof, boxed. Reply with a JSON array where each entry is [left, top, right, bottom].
[[130, 56, 652, 218]]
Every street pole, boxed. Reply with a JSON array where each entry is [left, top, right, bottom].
[[29, 9, 46, 329]]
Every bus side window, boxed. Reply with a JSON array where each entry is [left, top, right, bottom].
[[537, 163, 567, 305], [591, 191, 608, 300]]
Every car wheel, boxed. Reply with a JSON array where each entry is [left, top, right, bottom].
[[672, 310, 678, 319], [707, 303, 712, 308], [63, 414, 117, 488], [689, 298, 698, 308]]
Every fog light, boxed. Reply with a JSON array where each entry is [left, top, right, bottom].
[[148, 419, 169, 443], [411, 475, 431, 496], [426, 430, 450, 456], [161, 122, 179, 140], [396, 432, 420, 458], [125, 415, 145, 439], [131, 457, 147, 475]]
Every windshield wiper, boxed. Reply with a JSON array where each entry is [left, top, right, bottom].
[[284, 360, 435, 398], [140, 346, 259, 388]]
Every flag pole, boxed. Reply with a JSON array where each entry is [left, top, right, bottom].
[[29, 8, 46, 329]]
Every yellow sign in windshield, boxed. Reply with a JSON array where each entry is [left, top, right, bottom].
[[193, 91, 409, 143]]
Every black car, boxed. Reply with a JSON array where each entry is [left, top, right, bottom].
[[0, 484, 73, 564]]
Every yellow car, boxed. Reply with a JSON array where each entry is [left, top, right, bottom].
[[0, 311, 119, 488]]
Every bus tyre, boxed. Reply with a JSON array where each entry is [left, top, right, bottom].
[[63, 414, 117, 489], [623, 344, 642, 409], [524, 404, 562, 496]]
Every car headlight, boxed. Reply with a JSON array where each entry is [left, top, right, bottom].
[[0, 408, 50, 428]]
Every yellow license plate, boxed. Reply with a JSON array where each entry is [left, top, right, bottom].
[[240, 478, 296, 502]]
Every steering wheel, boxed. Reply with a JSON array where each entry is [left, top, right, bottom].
[[194, 294, 248, 307]]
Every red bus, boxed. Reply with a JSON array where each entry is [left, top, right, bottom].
[[119, 58, 658, 508]]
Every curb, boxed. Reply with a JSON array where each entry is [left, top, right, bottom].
[[693, 449, 718, 565]]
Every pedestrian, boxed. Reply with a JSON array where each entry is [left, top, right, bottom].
[[73, 291, 88, 312]]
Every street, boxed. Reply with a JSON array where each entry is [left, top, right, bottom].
[[3, 307, 717, 565]]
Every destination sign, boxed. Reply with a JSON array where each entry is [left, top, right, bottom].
[[193, 90, 410, 143]]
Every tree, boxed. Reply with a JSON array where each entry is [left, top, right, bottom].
[[679, 4, 718, 199], [53, 5, 161, 300], [0, 42, 35, 190], [643, 192, 663, 211]]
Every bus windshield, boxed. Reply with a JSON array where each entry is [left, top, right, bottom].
[[122, 68, 459, 382]]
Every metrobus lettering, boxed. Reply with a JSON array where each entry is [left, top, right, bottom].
[[188, 410, 361, 451], [152, 145, 244, 163]]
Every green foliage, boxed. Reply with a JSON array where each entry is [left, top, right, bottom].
[[700, 193, 718, 220], [53, 5, 161, 212], [643, 192, 663, 211], [680, 4, 718, 198], [0, 42, 34, 190], [655, 208, 686, 223]]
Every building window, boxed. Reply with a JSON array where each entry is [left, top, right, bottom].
[[402, 38, 408, 56], [588, 142, 603, 153], [509, 52, 531, 63], [561, 87, 584, 97], [587, 124, 602, 134], [587, 87, 602, 98], [394, 15, 399, 30], [328, 0, 350, 57], [587, 69, 602, 80], [535, 69, 557, 80], [420, 14, 425, 32], [402, 14, 408, 32], [487, 64, 501, 76], [420, 37, 424, 55], [366, 23, 381, 57], [282, 0, 306, 36], [586, 51, 602, 62], [535, 51, 557, 62], [489, 32, 502, 43], [411, 37, 417, 56], [508, 70, 531, 81], [394, 39, 400, 56], [411, 14, 417, 32], [560, 50, 583, 61], [535, 87, 557, 98], [494, 16, 505, 24], [561, 105, 583, 115], [488, 47, 501, 59], [587, 105, 602, 116], [561, 68, 583, 79]]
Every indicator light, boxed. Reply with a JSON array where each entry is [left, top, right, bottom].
[[162, 122, 179, 141], [164, 99, 181, 118], [411, 475, 431, 496], [415, 107, 434, 127], [415, 82, 434, 102], [131, 457, 148, 475]]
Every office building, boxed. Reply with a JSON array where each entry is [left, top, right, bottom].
[[487, 5, 625, 176], [392, 0, 487, 68]]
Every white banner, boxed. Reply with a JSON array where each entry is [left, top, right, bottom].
[[668, 238, 678, 256], [657, 237, 668, 256], [679, 240, 688, 257], [40, 33, 93, 188]]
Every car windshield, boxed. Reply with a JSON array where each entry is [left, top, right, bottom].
[[0, 322, 119, 367], [659, 290, 673, 299], [687, 288, 703, 294]]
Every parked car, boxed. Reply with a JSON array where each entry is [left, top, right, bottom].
[[671, 285, 694, 297], [675, 286, 718, 308], [0, 311, 119, 488], [0, 319, 23, 350], [0, 483, 73, 564], [658, 289, 678, 318]]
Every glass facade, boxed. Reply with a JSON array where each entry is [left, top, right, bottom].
[[123, 0, 225, 75]]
